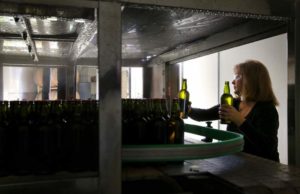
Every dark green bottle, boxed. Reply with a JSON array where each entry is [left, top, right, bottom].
[[132, 99, 149, 144], [220, 81, 234, 124], [68, 100, 87, 172], [0, 101, 9, 176], [149, 99, 168, 144], [168, 99, 184, 144], [35, 100, 57, 174], [14, 101, 32, 175], [122, 99, 131, 144], [178, 79, 190, 119]]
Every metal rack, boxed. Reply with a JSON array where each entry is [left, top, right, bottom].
[[0, 0, 299, 194]]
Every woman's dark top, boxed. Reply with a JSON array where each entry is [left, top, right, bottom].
[[189, 99, 280, 162]]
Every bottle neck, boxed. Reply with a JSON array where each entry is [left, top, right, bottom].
[[223, 83, 230, 94], [182, 80, 187, 90], [171, 99, 180, 117]]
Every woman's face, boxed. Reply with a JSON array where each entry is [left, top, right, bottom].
[[232, 67, 243, 96]]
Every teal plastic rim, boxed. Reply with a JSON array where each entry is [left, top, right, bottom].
[[122, 124, 244, 162]]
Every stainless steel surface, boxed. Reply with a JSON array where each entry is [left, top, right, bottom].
[[0, 0, 98, 8], [70, 20, 96, 61], [160, 20, 287, 64], [0, 16, 84, 60], [120, 0, 272, 16], [98, 1, 121, 194], [121, 5, 244, 64], [0, 1, 290, 67], [0, 1, 95, 18]]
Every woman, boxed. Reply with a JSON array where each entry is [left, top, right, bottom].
[[189, 60, 280, 162]]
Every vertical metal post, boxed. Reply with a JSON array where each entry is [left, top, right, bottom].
[[0, 39, 2, 100], [65, 64, 76, 100], [0, 65, 3, 100], [42, 67, 50, 100], [98, 1, 122, 194], [57, 67, 66, 100], [295, 0, 300, 167]]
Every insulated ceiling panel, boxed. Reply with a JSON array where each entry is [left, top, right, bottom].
[[122, 5, 247, 63], [0, 2, 289, 66]]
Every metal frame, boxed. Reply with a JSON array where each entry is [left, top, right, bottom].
[[98, 1, 121, 194], [161, 21, 288, 65], [0, 0, 98, 8], [120, 0, 271, 15], [0, 0, 271, 13], [0, 1, 299, 194]]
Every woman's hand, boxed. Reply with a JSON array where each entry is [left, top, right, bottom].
[[219, 104, 245, 126]]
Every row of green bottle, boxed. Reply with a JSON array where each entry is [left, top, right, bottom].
[[0, 100, 99, 176], [0, 99, 184, 176], [0, 79, 232, 176], [122, 98, 184, 145]]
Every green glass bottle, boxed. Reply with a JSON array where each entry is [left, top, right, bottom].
[[168, 99, 184, 144], [149, 99, 167, 144], [220, 81, 234, 124], [133, 99, 149, 144], [0, 101, 9, 176], [15, 101, 32, 175], [178, 79, 190, 119], [35, 100, 56, 174]]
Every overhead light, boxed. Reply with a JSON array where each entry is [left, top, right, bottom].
[[74, 19, 86, 23], [3, 40, 26, 48], [49, 42, 58, 49], [30, 18, 37, 24], [128, 28, 136, 34], [0, 16, 14, 23], [47, 17, 58, 21]]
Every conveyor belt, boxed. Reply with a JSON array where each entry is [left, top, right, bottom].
[[122, 124, 244, 162]]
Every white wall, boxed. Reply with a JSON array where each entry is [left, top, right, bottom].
[[181, 53, 219, 129], [182, 34, 288, 164]]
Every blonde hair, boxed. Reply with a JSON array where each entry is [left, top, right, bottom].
[[234, 60, 279, 106]]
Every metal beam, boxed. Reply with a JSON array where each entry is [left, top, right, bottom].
[[0, 54, 69, 66], [23, 16, 39, 62], [120, 0, 271, 16], [0, 1, 95, 19], [0, 0, 98, 8], [156, 20, 288, 64], [0, 33, 77, 42]]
